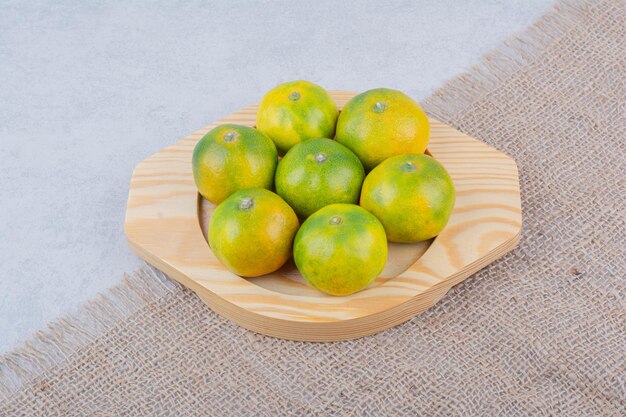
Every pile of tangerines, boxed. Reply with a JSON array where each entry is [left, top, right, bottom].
[[192, 80, 455, 296]]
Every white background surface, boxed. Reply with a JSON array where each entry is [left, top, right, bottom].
[[0, 0, 552, 353]]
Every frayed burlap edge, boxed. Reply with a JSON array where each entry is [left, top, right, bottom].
[[0, 266, 180, 401], [423, 0, 593, 120], [0, 0, 598, 404]]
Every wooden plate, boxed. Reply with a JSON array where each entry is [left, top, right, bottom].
[[125, 91, 522, 342]]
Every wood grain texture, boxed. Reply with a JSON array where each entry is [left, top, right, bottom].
[[125, 91, 522, 341]]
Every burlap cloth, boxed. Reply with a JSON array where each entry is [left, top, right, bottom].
[[1, 0, 625, 415]]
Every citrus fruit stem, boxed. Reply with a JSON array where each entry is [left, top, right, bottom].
[[402, 161, 416, 172], [314, 152, 327, 163], [329, 216, 342, 225], [372, 101, 387, 113], [239, 198, 254, 210], [223, 131, 238, 142]]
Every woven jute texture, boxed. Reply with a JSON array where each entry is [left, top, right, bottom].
[[1, 0, 625, 415]]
